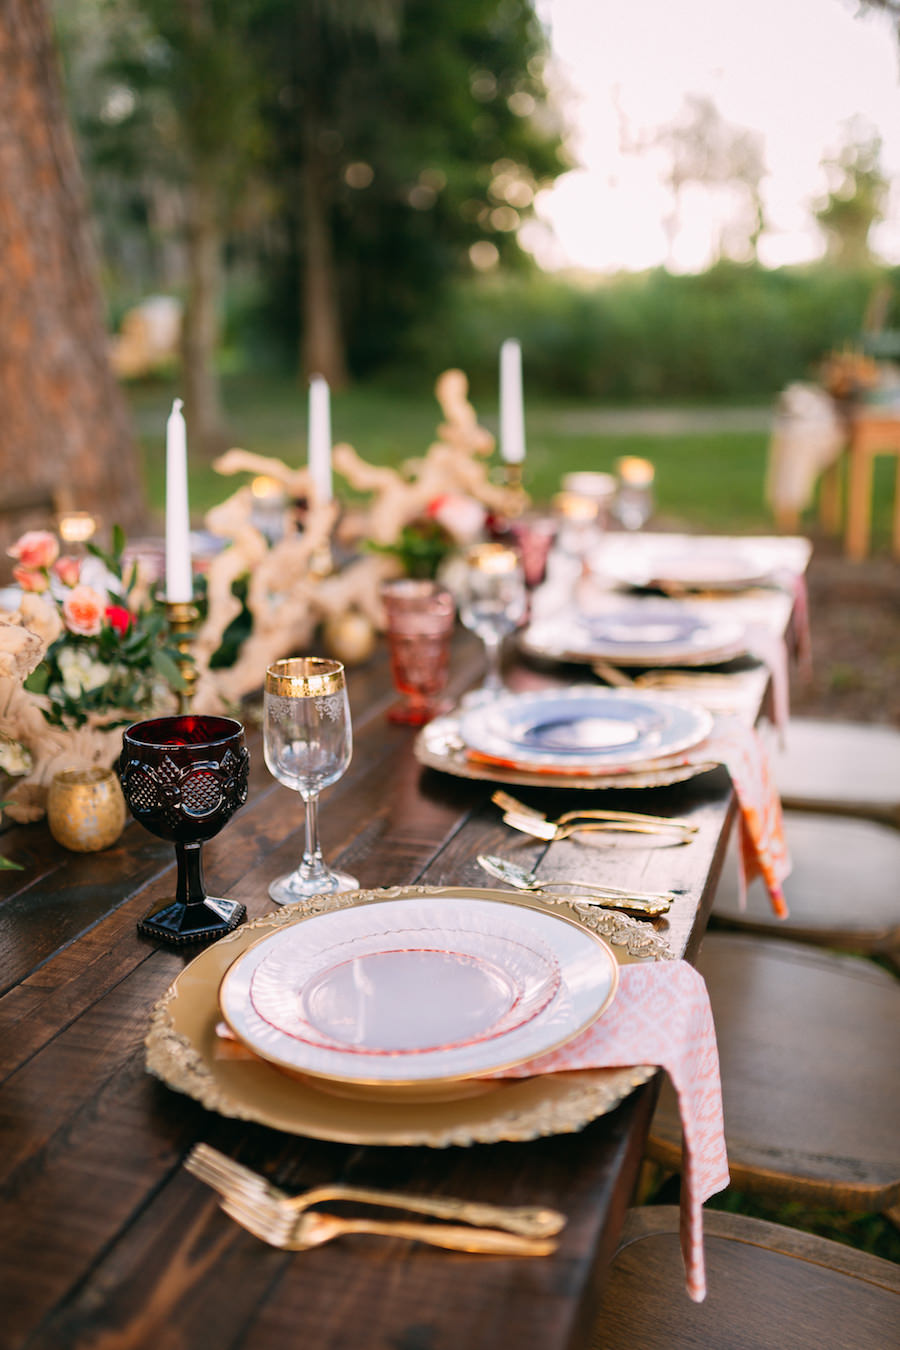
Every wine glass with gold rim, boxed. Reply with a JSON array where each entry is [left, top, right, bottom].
[[458, 543, 526, 703], [264, 657, 358, 904]]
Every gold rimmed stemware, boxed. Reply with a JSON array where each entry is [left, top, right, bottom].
[[263, 657, 358, 904]]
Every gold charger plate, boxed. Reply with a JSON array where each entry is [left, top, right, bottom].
[[146, 886, 661, 1148]]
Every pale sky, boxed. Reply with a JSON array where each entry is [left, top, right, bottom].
[[527, 0, 900, 273]]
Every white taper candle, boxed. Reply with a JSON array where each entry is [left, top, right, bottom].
[[308, 374, 333, 503], [165, 397, 192, 602], [499, 338, 525, 464]]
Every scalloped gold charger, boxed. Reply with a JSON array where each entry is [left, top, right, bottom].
[[145, 886, 658, 1148]]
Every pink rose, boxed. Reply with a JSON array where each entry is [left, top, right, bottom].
[[53, 556, 81, 588], [62, 585, 105, 637], [12, 563, 49, 593], [427, 494, 487, 544], [104, 605, 132, 637], [8, 530, 59, 570]]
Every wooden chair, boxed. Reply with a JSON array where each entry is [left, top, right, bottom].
[[844, 411, 900, 560], [773, 717, 900, 829], [591, 1206, 900, 1350], [711, 809, 900, 969], [646, 934, 900, 1211]]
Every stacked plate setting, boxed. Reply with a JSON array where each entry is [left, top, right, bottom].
[[217, 894, 620, 1096], [455, 686, 713, 776]]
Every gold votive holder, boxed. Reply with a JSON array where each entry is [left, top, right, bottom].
[[166, 600, 200, 712], [47, 766, 126, 853], [463, 542, 521, 574]]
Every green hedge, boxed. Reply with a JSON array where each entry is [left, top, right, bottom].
[[397, 261, 895, 400]]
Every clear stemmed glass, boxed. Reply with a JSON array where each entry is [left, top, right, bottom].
[[458, 543, 527, 702], [263, 657, 359, 904]]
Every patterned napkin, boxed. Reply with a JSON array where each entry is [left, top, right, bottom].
[[468, 718, 790, 917], [492, 959, 730, 1303]]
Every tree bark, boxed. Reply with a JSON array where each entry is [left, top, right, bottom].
[[181, 172, 229, 455], [0, 0, 145, 558], [300, 150, 347, 387]]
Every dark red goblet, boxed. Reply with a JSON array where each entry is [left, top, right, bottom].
[[120, 715, 250, 946]]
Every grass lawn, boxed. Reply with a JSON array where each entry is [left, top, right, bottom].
[[127, 373, 897, 547]]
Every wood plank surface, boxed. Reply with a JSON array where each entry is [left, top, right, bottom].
[[0, 600, 785, 1350]]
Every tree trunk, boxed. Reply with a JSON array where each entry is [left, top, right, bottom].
[[300, 150, 347, 387], [181, 172, 229, 455], [0, 0, 144, 559]]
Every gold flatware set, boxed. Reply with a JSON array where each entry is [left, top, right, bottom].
[[186, 1143, 564, 1256], [491, 790, 697, 843]]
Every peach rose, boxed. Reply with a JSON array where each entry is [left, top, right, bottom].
[[62, 584, 105, 637], [13, 564, 49, 593], [8, 530, 59, 570], [53, 556, 81, 588]]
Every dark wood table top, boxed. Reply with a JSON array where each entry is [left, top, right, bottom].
[[0, 617, 782, 1350]]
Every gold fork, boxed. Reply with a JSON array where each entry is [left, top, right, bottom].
[[219, 1192, 558, 1256], [502, 810, 692, 846], [492, 790, 697, 836], [186, 1144, 565, 1239]]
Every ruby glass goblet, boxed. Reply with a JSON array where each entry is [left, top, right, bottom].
[[120, 715, 250, 945]]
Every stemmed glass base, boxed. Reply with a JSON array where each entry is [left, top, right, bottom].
[[268, 867, 359, 906], [137, 895, 247, 945], [137, 837, 247, 946]]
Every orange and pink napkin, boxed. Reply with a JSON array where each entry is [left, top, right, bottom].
[[492, 958, 730, 1302], [469, 717, 791, 917]]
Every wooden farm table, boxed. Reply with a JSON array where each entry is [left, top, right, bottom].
[[0, 562, 802, 1350]]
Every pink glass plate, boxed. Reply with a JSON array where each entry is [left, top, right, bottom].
[[248, 924, 561, 1055]]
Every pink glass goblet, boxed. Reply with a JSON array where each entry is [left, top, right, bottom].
[[508, 513, 558, 590], [380, 579, 456, 725], [120, 714, 249, 946]]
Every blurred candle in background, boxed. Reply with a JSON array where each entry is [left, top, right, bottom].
[[165, 398, 193, 602], [499, 339, 525, 464], [308, 375, 333, 503]]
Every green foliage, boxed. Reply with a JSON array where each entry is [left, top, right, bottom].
[[366, 520, 455, 579], [814, 122, 889, 267], [400, 262, 890, 400], [0, 805, 23, 872]]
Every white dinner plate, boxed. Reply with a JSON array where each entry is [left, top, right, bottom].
[[521, 605, 746, 667], [596, 542, 774, 593], [458, 686, 712, 771], [219, 895, 618, 1088]]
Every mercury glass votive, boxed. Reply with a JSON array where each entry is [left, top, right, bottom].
[[47, 766, 126, 853]]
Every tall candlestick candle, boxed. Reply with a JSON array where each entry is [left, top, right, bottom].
[[308, 375, 333, 503], [165, 398, 193, 603], [499, 338, 525, 464]]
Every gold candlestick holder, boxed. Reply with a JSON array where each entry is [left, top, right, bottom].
[[308, 543, 334, 579], [166, 600, 200, 712]]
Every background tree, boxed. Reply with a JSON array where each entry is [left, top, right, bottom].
[[0, 0, 143, 556], [61, 0, 266, 453], [246, 0, 565, 383], [814, 121, 888, 267], [650, 94, 767, 267]]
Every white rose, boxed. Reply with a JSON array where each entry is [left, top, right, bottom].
[[0, 736, 33, 776], [58, 645, 111, 698]]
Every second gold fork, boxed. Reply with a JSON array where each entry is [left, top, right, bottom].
[[186, 1144, 566, 1239]]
